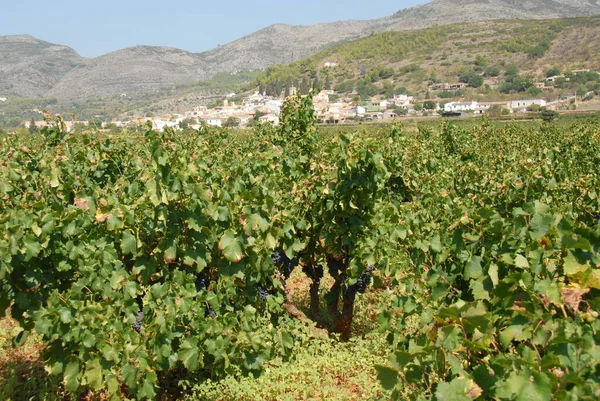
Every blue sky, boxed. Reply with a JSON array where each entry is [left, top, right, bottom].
[[1, 0, 428, 58]]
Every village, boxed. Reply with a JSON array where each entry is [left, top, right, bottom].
[[19, 71, 595, 133]]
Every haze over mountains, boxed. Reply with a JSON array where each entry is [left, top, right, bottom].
[[2, 0, 600, 102]]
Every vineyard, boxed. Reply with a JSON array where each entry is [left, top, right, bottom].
[[0, 96, 599, 400]]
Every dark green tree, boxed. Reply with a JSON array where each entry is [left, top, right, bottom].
[[223, 117, 240, 128], [28, 118, 39, 134], [468, 74, 484, 88], [540, 108, 559, 123], [423, 100, 437, 110], [300, 77, 310, 95], [312, 77, 322, 92]]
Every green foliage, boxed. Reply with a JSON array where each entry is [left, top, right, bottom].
[[376, 120, 600, 401], [185, 331, 388, 401], [499, 25, 557, 58], [335, 80, 355, 93], [499, 73, 535, 94], [540, 108, 559, 122], [423, 101, 437, 110], [2, 98, 599, 401], [223, 117, 240, 128]]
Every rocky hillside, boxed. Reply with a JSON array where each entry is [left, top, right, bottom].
[[0, 35, 83, 98], [1, 0, 600, 103]]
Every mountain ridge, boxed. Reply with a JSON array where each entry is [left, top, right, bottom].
[[2, 0, 600, 104]]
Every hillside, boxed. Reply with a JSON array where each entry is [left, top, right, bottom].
[[2, 0, 600, 126], [250, 16, 600, 101], [0, 35, 83, 98]]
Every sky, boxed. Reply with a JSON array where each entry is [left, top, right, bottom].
[[1, 0, 429, 58]]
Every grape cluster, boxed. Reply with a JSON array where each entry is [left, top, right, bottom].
[[302, 264, 324, 281], [195, 273, 209, 293], [344, 266, 376, 301], [272, 250, 299, 280], [257, 285, 269, 303], [133, 311, 144, 333], [327, 257, 345, 278]]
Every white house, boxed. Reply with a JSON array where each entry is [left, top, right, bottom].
[[392, 94, 414, 108], [324, 62, 338, 68], [349, 106, 366, 116], [203, 119, 222, 127], [0, 97, 7, 102], [510, 99, 546, 111], [265, 99, 283, 116], [444, 101, 479, 112]]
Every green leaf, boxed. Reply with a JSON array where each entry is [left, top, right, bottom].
[[375, 365, 399, 390], [436, 377, 482, 401], [64, 361, 80, 392], [179, 339, 201, 371], [563, 251, 589, 276], [83, 358, 103, 390], [121, 230, 137, 255], [50, 168, 60, 188], [530, 213, 553, 240], [23, 235, 41, 260], [430, 235, 442, 253], [107, 215, 124, 231], [465, 256, 483, 280], [514, 254, 529, 269], [218, 231, 244, 262], [500, 371, 552, 401]]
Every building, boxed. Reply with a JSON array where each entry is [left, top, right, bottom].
[[510, 99, 546, 111], [429, 83, 468, 92], [444, 101, 479, 112], [392, 94, 414, 108]]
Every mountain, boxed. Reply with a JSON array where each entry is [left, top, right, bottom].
[[1, 0, 600, 105], [251, 15, 600, 98], [0, 35, 83, 98]]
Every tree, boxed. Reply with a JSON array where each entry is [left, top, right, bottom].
[[392, 105, 408, 115], [474, 55, 488, 67], [546, 68, 561, 78], [300, 77, 310, 95], [179, 118, 196, 130], [325, 75, 333, 91], [28, 118, 39, 134], [577, 85, 588, 98], [468, 74, 484, 88], [504, 66, 520, 77], [312, 77, 322, 92], [423, 100, 437, 110], [335, 81, 354, 93], [0, 127, 6, 135], [554, 77, 569, 89], [382, 81, 396, 99], [223, 117, 240, 128], [540, 108, 558, 122], [484, 66, 500, 77]]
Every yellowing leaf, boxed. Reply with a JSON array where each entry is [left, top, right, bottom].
[[219, 231, 244, 262]]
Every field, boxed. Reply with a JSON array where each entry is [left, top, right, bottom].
[[1, 96, 599, 400]]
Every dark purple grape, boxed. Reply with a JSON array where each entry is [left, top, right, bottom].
[[195, 273, 209, 293], [257, 285, 269, 303], [133, 311, 143, 333]]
